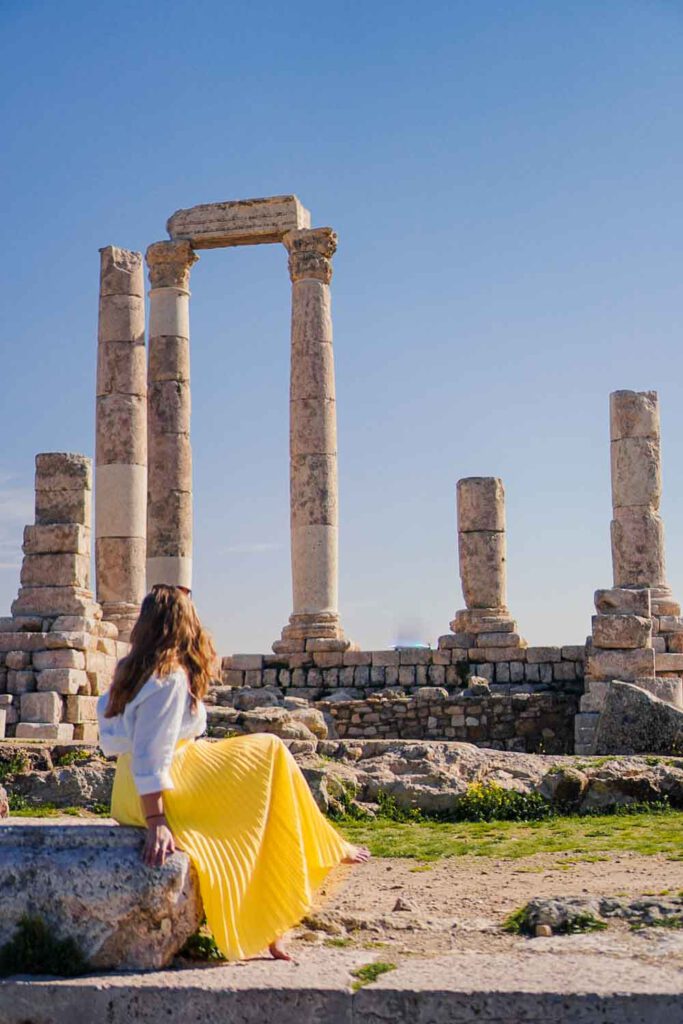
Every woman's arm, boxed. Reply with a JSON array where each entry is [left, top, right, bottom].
[[140, 790, 175, 867]]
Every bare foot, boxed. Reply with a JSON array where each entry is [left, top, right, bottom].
[[269, 938, 293, 961], [342, 845, 371, 864]]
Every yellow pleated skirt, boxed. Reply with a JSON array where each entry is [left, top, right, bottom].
[[111, 733, 353, 960]]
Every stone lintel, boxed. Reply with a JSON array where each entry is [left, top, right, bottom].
[[166, 195, 311, 249]]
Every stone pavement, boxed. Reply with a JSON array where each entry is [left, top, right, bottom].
[[0, 946, 681, 1023]]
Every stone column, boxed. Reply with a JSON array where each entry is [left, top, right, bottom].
[[95, 246, 147, 640], [442, 477, 526, 654], [145, 241, 198, 591], [273, 228, 350, 653], [610, 390, 669, 597]]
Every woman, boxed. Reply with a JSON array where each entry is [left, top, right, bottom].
[[97, 584, 369, 962]]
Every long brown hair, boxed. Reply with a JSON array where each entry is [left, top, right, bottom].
[[105, 585, 217, 717]]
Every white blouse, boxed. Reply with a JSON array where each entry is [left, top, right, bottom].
[[96, 667, 207, 795]]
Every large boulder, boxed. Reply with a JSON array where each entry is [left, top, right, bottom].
[[0, 822, 202, 970], [594, 680, 683, 755]]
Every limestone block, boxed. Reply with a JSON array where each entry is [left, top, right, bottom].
[[290, 454, 338, 526], [95, 537, 146, 604], [666, 633, 683, 653], [167, 194, 311, 248], [148, 431, 192, 494], [611, 510, 666, 588], [526, 646, 562, 663], [594, 588, 651, 617], [148, 380, 191, 435], [21, 553, 90, 589], [148, 335, 190, 383], [450, 610, 514, 632], [469, 646, 526, 662], [592, 615, 652, 650], [97, 340, 147, 397], [655, 652, 683, 672], [99, 246, 144, 298], [12, 587, 96, 617], [610, 438, 661, 509], [290, 339, 335, 401], [371, 650, 400, 666], [147, 491, 192, 554], [45, 631, 92, 651], [65, 695, 99, 723], [35, 488, 91, 528], [653, 599, 682, 617], [35, 453, 92, 492], [36, 668, 89, 695], [586, 647, 655, 682], [230, 655, 264, 670], [0, 616, 43, 633], [0, 633, 51, 652], [98, 293, 145, 346], [475, 632, 524, 648], [458, 531, 506, 609], [23, 524, 90, 556], [457, 478, 505, 532], [593, 680, 683, 755], [632, 676, 683, 708], [95, 394, 147, 464], [74, 722, 99, 741], [20, 691, 63, 724], [5, 652, 31, 670], [7, 671, 36, 694], [290, 398, 337, 456], [610, 389, 659, 441], [15, 722, 73, 740], [33, 649, 86, 671]]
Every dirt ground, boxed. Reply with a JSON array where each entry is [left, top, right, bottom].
[[291, 852, 683, 963]]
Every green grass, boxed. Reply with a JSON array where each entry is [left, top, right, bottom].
[[339, 809, 683, 861], [54, 750, 93, 767], [7, 800, 110, 818], [350, 961, 397, 991], [503, 905, 607, 936]]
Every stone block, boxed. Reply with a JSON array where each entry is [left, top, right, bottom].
[[654, 652, 683, 672], [458, 531, 506, 609], [98, 293, 145, 345], [561, 645, 586, 661], [594, 587, 651, 616], [666, 633, 683, 654], [374, 651, 401, 667], [610, 389, 659, 441], [610, 437, 661, 509], [73, 723, 100, 742], [586, 647, 655, 682], [398, 648, 431, 665], [632, 676, 683, 708], [526, 647, 561, 663], [312, 652, 344, 668], [592, 614, 652, 650], [7, 671, 36, 695], [5, 651, 31, 670], [553, 661, 577, 682], [35, 453, 92, 492], [12, 587, 96, 618], [21, 553, 90, 589], [652, 599, 681, 617], [610, 510, 665, 588], [0, 616, 43, 633], [0, 822, 201, 969], [20, 691, 63, 724], [343, 651, 372, 666], [469, 647, 526, 662], [229, 654, 263, 671], [457, 477, 505, 532], [23, 524, 90, 556], [97, 394, 147, 464], [167, 194, 311, 248], [46, 631, 92, 652], [15, 722, 74, 740], [36, 668, 89, 694], [65, 695, 99, 723], [594, 679, 683, 755], [450, 611, 514, 633], [35, 486, 92, 527], [475, 632, 524, 648]]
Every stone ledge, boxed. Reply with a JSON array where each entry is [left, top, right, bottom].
[[0, 949, 680, 1023]]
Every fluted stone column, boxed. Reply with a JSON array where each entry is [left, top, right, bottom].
[[273, 228, 350, 653], [145, 241, 198, 591], [610, 390, 669, 595], [95, 246, 147, 640]]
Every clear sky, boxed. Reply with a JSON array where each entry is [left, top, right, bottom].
[[1, 1, 682, 654]]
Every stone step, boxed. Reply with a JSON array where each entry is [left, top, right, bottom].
[[655, 652, 683, 672]]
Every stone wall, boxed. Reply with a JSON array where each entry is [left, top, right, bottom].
[[220, 644, 585, 695], [319, 689, 579, 753]]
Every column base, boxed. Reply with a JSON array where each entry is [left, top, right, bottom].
[[272, 612, 354, 654]]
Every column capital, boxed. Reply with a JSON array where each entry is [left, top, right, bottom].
[[283, 227, 337, 284], [146, 240, 198, 290]]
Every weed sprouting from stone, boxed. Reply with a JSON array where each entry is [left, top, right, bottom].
[[178, 930, 225, 961]]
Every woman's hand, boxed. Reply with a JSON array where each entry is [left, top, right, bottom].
[[142, 816, 176, 867]]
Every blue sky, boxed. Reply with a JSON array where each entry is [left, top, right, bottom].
[[1, 1, 682, 653]]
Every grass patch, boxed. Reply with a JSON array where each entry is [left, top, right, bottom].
[[338, 809, 683, 861], [54, 750, 92, 767], [178, 930, 225, 961], [503, 905, 607, 936], [7, 799, 110, 818], [350, 961, 396, 991], [0, 750, 30, 783], [0, 916, 87, 977], [324, 937, 353, 948]]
